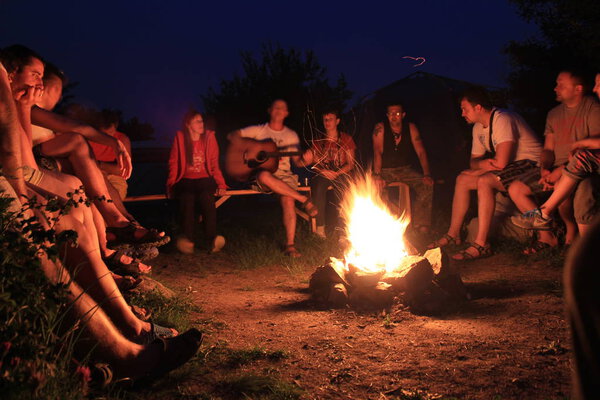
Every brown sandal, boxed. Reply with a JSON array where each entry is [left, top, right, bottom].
[[106, 222, 170, 248], [452, 242, 492, 261], [426, 233, 460, 249], [302, 199, 318, 217]]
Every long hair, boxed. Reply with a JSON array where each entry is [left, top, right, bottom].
[[182, 109, 205, 166]]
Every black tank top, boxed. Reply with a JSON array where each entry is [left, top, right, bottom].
[[381, 119, 418, 168]]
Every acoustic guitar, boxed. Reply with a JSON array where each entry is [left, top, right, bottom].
[[225, 138, 302, 182]]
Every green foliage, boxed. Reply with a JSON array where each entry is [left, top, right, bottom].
[[202, 43, 353, 140], [126, 289, 199, 333], [0, 191, 84, 399], [505, 0, 600, 131], [216, 373, 302, 400]]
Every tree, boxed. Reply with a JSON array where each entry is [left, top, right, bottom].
[[202, 43, 352, 145], [505, 0, 600, 132], [64, 104, 155, 142]]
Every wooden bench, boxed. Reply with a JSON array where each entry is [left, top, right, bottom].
[[124, 183, 410, 233], [124, 187, 317, 231]]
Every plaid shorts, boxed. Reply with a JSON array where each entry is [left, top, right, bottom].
[[492, 159, 545, 194], [563, 149, 600, 182]]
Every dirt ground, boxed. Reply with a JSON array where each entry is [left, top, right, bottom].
[[147, 247, 571, 400]]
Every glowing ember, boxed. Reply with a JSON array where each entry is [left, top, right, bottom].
[[340, 174, 410, 274]]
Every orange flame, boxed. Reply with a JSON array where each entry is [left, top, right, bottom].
[[340, 174, 410, 274]]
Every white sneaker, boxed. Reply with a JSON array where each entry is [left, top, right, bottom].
[[211, 235, 226, 253]]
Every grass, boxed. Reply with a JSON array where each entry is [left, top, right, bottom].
[[216, 373, 303, 400], [126, 289, 199, 332]]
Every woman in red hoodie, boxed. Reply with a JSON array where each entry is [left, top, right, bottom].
[[167, 110, 227, 253]]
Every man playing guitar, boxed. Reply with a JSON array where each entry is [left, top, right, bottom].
[[227, 99, 317, 258]]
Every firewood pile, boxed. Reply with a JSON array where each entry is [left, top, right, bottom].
[[309, 247, 468, 313]]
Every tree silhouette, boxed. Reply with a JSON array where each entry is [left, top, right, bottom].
[[202, 43, 352, 146]]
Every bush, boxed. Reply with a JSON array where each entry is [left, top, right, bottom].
[[0, 191, 85, 399]]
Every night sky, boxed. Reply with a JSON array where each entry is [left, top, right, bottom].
[[0, 0, 539, 145]]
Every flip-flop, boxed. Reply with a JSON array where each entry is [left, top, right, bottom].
[[104, 250, 152, 276], [113, 273, 142, 292]]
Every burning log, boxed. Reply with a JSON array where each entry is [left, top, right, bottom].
[[381, 256, 434, 294], [348, 281, 395, 309]]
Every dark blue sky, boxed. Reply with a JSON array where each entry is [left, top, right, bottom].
[[1, 0, 539, 145]]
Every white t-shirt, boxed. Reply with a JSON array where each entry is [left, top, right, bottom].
[[31, 125, 57, 146], [471, 108, 542, 163], [239, 123, 299, 174]]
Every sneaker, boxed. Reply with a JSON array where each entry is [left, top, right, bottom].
[[211, 235, 225, 253], [510, 208, 553, 230]]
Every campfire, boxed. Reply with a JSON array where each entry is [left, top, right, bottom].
[[309, 175, 466, 312]]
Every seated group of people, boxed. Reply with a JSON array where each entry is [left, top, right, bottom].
[[167, 69, 600, 263], [425, 69, 600, 260], [0, 45, 201, 383]]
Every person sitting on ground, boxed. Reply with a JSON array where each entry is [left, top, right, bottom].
[[1, 45, 167, 249], [512, 72, 600, 234], [298, 109, 356, 238], [89, 109, 132, 201], [167, 109, 227, 254], [2, 61, 191, 378], [1, 45, 154, 276], [227, 99, 318, 258], [506, 69, 600, 253], [372, 101, 434, 233], [427, 86, 542, 260]]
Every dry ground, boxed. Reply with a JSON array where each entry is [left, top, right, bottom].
[[146, 248, 571, 400]]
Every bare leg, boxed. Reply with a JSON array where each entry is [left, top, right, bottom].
[[559, 196, 578, 245], [40, 133, 129, 227], [280, 195, 297, 246], [473, 173, 505, 248], [539, 175, 579, 217], [447, 171, 480, 239], [256, 171, 308, 203], [53, 212, 162, 341]]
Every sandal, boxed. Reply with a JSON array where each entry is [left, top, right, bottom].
[[452, 242, 492, 261], [112, 272, 142, 292], [106, 222, 171, 248], [104, 250, 152, 276], [523, 241, 554, 255], [132, 328, 203, 387], [131, 305, 152, 321], [284, 244, 301, 258], [426, 233, 460, 249], [302, 199, 318, 218]]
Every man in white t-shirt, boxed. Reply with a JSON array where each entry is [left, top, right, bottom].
[[228, 99, 317, 257], [427, 86, 542, 260]]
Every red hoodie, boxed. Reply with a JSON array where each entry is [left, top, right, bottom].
[[166, 129, 227, 196]]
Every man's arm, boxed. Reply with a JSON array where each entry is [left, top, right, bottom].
[[372, 122, 384, 174], [572, 137, 600, 151], [31, 106, 131, 178], [0, 63, 27, 198], [409, 123, 431, 177]]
